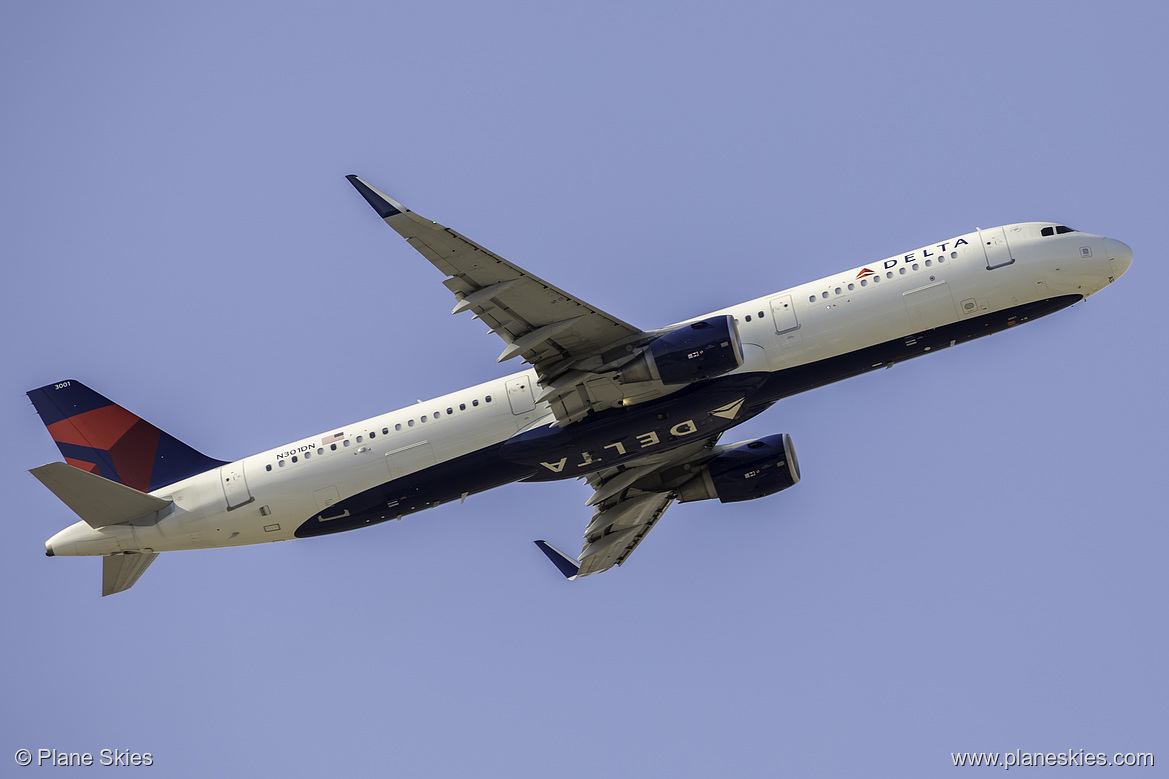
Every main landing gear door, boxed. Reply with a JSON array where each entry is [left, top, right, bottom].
[[979, 227, 1015, 269], [221, 463, 254, 510]]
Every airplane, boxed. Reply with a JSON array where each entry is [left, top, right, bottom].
[[28, 175, 1133, 595]]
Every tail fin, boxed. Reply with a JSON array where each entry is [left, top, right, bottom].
[[27, 380, 226, 493]]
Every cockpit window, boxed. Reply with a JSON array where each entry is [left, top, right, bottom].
[[1041, 225, 1077, 237]]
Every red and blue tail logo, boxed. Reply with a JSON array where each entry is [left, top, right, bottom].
[[27, 380, 226, 493]]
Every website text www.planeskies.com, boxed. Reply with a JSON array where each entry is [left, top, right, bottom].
[[952, 749, 1153, 770]]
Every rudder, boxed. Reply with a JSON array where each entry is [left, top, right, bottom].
[[28, 380, 226, 493]]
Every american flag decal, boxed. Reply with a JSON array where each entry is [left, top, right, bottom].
[[321, 432, 344, 445]]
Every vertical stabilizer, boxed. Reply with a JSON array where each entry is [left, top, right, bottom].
[[28, 380, 226, 493]]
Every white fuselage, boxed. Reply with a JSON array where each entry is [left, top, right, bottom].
[[46, 223, 1130, 557]]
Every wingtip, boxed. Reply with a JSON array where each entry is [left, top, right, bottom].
[[534, 540, 581, 580], [345, 174, 403, 219]]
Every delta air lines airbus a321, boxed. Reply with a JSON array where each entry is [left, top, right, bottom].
[[29, 176, 1132, 595]]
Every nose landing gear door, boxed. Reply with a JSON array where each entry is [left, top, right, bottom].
[[979, 227, 1016, 269]]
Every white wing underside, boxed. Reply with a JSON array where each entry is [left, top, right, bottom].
[[347, 176, 670, 426], [572, 435, 721, 576]]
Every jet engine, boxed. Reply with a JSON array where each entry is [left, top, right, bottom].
[[676, 433, 800, 503], [617, 315, 744, 385]]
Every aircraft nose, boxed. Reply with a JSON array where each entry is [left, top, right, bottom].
[[1108, 239, 1133, 278]]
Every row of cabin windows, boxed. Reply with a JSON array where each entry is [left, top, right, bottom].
[[264, 394, 495, 471], [808, 252, 957, 303]]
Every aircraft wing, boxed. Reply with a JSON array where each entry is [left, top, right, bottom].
[[536, 436, 721, 577], [347, 176, 649, 425]]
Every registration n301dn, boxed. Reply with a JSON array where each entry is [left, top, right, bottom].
[[29, 176, 1132, 594]]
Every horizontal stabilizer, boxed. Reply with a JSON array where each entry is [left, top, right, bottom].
[[534, 540, 580, 580], [103, 552, 158, 596], [31, 462, 171, 529]]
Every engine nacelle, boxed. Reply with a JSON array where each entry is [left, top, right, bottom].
[[676, 433, 800, 503], [618, 315, 744, 385]]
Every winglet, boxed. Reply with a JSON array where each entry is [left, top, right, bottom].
[[534, 540, 580, 580], [346, 174, 405, 219]]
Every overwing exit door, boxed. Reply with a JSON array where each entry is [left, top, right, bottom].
[[220, 463, 254, 510]]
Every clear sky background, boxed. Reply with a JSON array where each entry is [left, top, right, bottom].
[[2, 2, 1164, 776]]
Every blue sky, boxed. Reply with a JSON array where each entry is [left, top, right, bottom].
[[2, 2, 1164, 776]]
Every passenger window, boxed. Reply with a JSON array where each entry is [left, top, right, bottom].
[[369, 431, 375, 439], [821, 291, 829, 299], [434, 411, 440, 419], [447, 408, 453, 415], [459, 403, 466, 411], [924, 260, 932, 267], [421, 416, 427, 423], [486, 395, 492, 403], [473, 399, 479, 407], [382, 428, 389, 435], [808, 295, 816, 303], [266, 464, 272, 472], [834, 287, 841, 295], [860, 279, 867, 287], [292, 456, 298, 463], [356, 435, 363, 443], [278, 460, 286, 468], [395, 423, 402, 431], [912, 263, 919, 271], [330, 443, 337, 451], [304, 451, 311, 459], [343, 440, 350, 447], [758, 311, 764, 318], [899, 268, 906, 275], [317, 448, 324, 455], [886, 271, 893, 278], [408, 419, 415, 427], [872, 276, 879, 283], [744, 315, 751, 322]]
